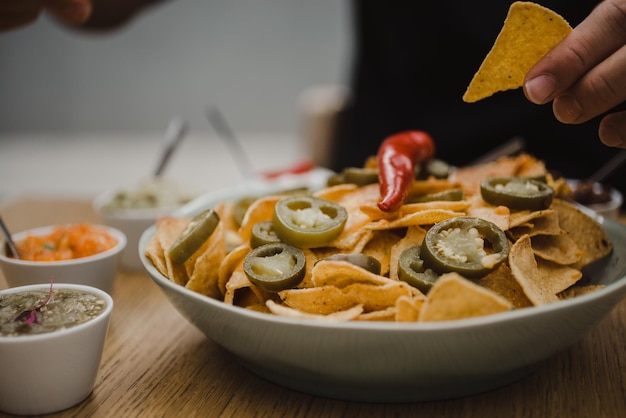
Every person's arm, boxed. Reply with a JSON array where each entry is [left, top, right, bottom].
[[523, 0, 626, 148], [0, 0, 165, 33]]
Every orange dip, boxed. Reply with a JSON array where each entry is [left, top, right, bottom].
[[16, 224, 118, 261]]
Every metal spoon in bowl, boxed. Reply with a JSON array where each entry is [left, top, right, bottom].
[[153, 117, 188, 177], [0, 215, 20, 259]]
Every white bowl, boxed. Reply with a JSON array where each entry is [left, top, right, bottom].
[[0, 283, 113, 415], [0, 224, 126, 294], [139, 186, 626, 402], [93, 186, 193, 271]]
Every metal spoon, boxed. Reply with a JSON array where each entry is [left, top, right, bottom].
[[153, 117, 188, 177], [590, 149, 626, 183], [0, 215, 20, 259], [205, 106, 255, 180]]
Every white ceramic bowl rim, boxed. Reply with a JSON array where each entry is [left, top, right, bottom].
[[0, 283, 113, 342], [140, 224, 626, 332], [0, 224, 127, 266]]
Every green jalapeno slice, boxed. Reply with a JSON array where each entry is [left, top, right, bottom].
[[232, 196, 257, 227], [406, 188, 464, 204], [250, 221, 281, 248], [416, 158, 451, 180], [243, 243, 306, 292], [168, 209, 220, 265], [397, 246, 440, 293], [341, 167, 380, 186], [480, 176, 554, 211], [421, 216, 509, 278], [272, 195, 348, 248], [319, 253, 382, 275]]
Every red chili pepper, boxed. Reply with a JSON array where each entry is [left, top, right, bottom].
[[261, 159, 317, 179], [377, 131, 435, 212]]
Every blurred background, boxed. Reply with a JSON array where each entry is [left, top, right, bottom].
[[0, 1, 351, 196], [0, 0, 349, 134]]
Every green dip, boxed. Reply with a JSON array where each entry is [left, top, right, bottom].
[[0, 289, 107, 337]]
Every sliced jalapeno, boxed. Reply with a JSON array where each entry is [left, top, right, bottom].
[[232, 196, 257, 227], [341, 167, 379, 186], [243, 243, 306, 292], [168, 209, 220, 265], [406, 188, 464, 203], [397, 246, 440, 293], [480, 176, 554, 211], [272, 195, 348, 248], [250, 220, 281, 248], [416, 158, 451, 180], [421, 216, 509, 278], [319, 253, 381, 275]]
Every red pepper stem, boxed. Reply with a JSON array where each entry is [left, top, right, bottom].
[[377, 131, 435, 212]]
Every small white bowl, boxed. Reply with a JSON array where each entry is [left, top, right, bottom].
[[0, 224, 126, 294], [93, 181, 196, 271], [566, 179, 623, 220], [0, 283, 113, 415]]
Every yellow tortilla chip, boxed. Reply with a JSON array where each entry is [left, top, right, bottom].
[[509, 234, 560, 305], [463, 1, 572, 102], [394, 295, 424, 322], [185, 223, 227, 299], [266, 300, 364, 321], [419, 273, 513, 321], [551, 199, 612, 268]]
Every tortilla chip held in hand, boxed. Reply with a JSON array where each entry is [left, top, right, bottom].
[[462, 1, 572, 103]]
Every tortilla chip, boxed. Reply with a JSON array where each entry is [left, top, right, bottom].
[[185, 223, 227, 299], [311, 259, 392, 288], [395, 295, 424, 322], [559, 284, 605, 300], [158, 217, 191, 286], [509, 234, 560, 305], [419, 273, 513, 321], [536, 258, 582, 294], [144, 225, 168, 277], [463, 1, 572, 102], [361, 229, 402, 276], [531, 234, 583, 265], [477, 263, 533, 309], [279, 285, 359, 315], [357, 307, 397, 322], [551, 199, 612, 268], [266, 300, 364, 321], [365, 209, 463, 230]]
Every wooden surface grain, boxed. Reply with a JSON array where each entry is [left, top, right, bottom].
[[1, 196, 625, 418]]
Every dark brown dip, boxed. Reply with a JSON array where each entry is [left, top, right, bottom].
[[569, 181, 612, 205]]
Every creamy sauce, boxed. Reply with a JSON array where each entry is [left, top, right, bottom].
[[102, 177, 196, 210], [0, 289, 107, 337]]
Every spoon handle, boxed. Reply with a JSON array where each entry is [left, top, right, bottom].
[[591, 149, 626, 183], [206, 106, 255, 180], [0, 215, 20, 259], [154, 117, 188, 177]]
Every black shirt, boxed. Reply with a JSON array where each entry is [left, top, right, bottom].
[[332, 0, 626, 193]]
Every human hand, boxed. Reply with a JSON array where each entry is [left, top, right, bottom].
[[524, 0, 626, 148], [0, 0, 92, 32]]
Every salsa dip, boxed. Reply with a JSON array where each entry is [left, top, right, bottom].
[[0, 287, 107, 337]]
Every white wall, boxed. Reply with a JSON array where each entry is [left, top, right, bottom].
[[0, 1, 350, 137]]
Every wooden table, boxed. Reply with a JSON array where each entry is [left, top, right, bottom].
[[1, 196, 625, 418]]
